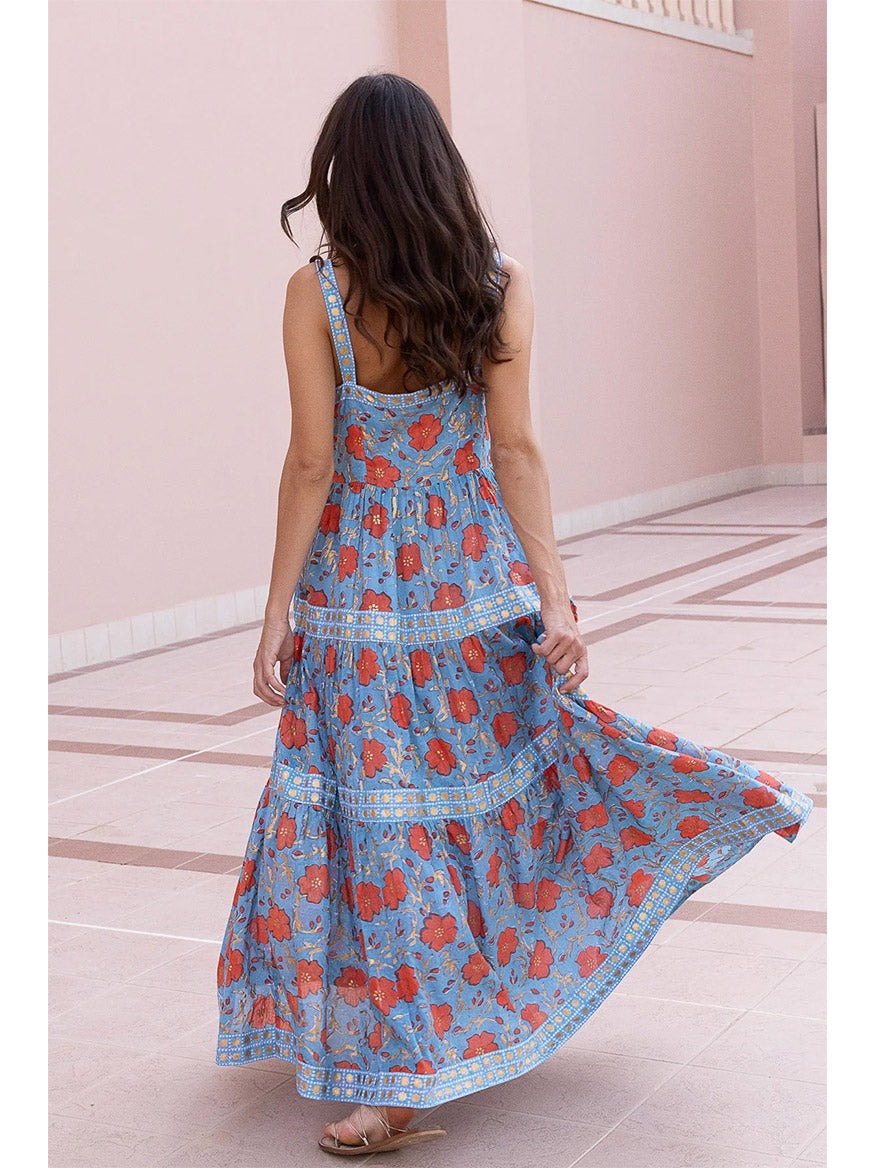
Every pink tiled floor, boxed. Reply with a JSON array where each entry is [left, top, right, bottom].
[[48, 485, 827, 1167]]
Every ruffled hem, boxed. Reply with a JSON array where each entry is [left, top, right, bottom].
[[216, 792, 811, 1106]]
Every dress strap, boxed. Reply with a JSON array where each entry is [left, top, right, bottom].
[[314, 254, 357, 386]]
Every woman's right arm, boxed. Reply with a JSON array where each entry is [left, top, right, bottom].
[[252, 265, 338, 707], [482, 255, 589, 693]]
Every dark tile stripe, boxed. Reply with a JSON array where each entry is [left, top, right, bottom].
[[673, 897, 825, 933], [48, 619, 262, 682], [577, 535, 794, 602], [706, 600, 827, 609], [48, 703, 269, 727], [683, 547, 826, 605]]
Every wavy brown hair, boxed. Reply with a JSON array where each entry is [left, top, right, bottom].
[[281, 72, 512, 394]]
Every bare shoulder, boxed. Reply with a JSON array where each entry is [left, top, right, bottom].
[[284, 259, 326, 319]]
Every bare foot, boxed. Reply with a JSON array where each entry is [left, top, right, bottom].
[[322, 1104, 417, 1148]]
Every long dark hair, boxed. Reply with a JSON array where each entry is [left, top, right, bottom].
[[281, 72, 512, 394]]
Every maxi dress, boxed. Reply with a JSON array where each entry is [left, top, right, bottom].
[[216, 253, 813, 1107]]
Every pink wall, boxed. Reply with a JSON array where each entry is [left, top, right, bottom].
[[49, 0, 398, 634], [49, 0, 824, 641]]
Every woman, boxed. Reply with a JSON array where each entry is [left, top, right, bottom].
[[216, 73, 813, 1156]]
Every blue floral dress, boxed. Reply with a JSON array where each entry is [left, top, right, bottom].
[[216, 253, 813, 1107]]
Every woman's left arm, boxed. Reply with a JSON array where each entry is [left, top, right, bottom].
[[253, 265, 337, 707]]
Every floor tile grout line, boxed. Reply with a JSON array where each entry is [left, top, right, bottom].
[[48, 725, 274, 807], [49, 919, 220, 945]]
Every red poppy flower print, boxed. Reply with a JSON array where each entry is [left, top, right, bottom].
[[543, 762, 560, 791], [478, 474, 497, 504], [334, 966, 368, 1007], [585, 700, 617, 724], [357, 647, 379, 685], [431, 582, 466, 610], [463, 1030, 498, 1058], [345, 424, 365, 459], [361, 589, 392, 611], [338, 545, 358, 581], [324, 644, 336, 674], [454, 440, 481, 474], [626, 868, 654, 907], [279, 711, 308, 750], [647, 727, 678, 750], [297, 863, 329, 904], [462, 952, 491, 985], [678, 815, 711, 838], [461, 523, 488, 560], [500, 797, 525, 835], [743, 785, 778, 808], [365, 455, 400, 487], [583, 842, 613, 874], [486, 851, 502, 886], [431, 1002, 452, 1038], [408, 824, 432, 860], [414, 1059, 436, 1074], [248, 915, 269, 945], [369, 976, 399, 1016], [576, 945, 608, 977], [395, 964, 419, 1002], [467, 899, 485, 938], [396, 542, 422, 580], [425, 494, 447, 528], [275, 812, 296, 849], [225, 948, 244, 984], [674, 787, 711, 804], [356, 881, 383, 922], [460, 634, 486, 671], [267, 904, 292, 941], [672, 754, 710, 774], [573, 752, 592, 782], [448, 687, 479, 723], [363, 501, 389, 537], [536, 877, 561, 911], [586, 887, 614, 918], [383, 868, 408, 910], [389, 692, 412, 728], [319, 503, 341, 534], [236, 859, 256, 899], [360, 738, 387, 777], [528, 940, 554, 979], [410, 648, 433, 686], [497, 926, 519, 965], [337, 692, 354, 725], [512, 881, 535, 908], [297, 959, 324, 998], [248, 994, 277, 1028], [367, 1021, 382, 1052], [499, 652, 527, 686], [755, 769, 782, 790], [621, 798, 646, 818], [446, 820, 471, 854], [531, 816, 548, 850], [292, 631, 304, 662], [308, 587, 328, 607], [620, 825, 655, 850], [420, 912, 457, 951], [492, 710, 518, 747], [607, 755, 639, 785], [521, 1002, 547, 1030], [508, 559, 534, 584], [407, 413, 443, 451], [426, 737, 457, 774]]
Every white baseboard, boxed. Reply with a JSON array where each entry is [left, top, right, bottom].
[[48, 463, 826, 675]]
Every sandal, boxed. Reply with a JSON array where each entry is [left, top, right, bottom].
[[317, 1103, 447, 1157]]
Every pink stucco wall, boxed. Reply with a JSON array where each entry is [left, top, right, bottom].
[[49, 0, 824, 638]]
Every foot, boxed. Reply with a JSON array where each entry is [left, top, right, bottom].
[[322, 1104, 416, 1148]]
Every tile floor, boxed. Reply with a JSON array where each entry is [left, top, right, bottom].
[[48, 485, 827, 1167]]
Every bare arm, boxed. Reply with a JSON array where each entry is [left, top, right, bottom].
[[483, 255, 589, 692], [253, 264, 337, 706]]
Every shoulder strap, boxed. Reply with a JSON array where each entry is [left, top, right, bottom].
[[314, 255, 357, 386]]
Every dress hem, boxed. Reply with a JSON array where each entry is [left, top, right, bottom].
[[215, 789, 813, 1107]]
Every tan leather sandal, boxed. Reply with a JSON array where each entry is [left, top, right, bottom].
[[317, 1103, 447, 1156]]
